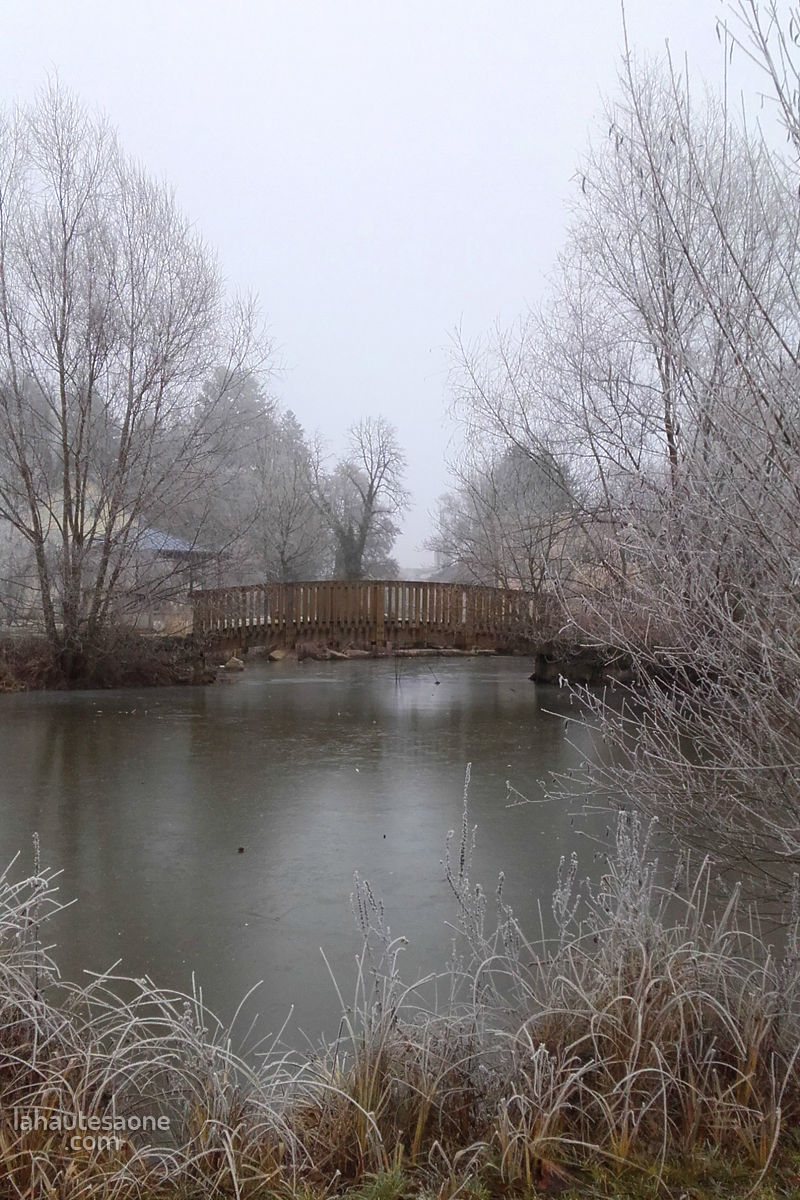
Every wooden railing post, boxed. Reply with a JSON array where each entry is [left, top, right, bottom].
[[465, 587, 475, 647], [286, 582, 294, 648], [373, 582, 385, 646]]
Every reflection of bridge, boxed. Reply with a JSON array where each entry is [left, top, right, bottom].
[[192, 579, 551, 652]]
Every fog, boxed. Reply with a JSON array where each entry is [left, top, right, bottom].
[[0, 1, 746, 565]]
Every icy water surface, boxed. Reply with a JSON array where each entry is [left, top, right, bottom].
[[0, 656, 599, 1038]]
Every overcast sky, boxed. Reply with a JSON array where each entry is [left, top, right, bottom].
[[1, 2, 750, 566]]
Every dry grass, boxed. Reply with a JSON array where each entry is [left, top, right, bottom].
[[0, 781, 798, 1198], [0, 631, 209, 691]]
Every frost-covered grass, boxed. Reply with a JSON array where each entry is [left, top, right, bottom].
[[0, 782, 798, 1198]]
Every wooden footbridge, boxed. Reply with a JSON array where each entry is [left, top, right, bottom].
[[192, 579, 552, 653]]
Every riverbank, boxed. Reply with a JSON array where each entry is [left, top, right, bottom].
[[258, 635, 633, 686], [1, 622, 635, 691], [0, 632, 216, 691], [1, 810, 797, 1199]]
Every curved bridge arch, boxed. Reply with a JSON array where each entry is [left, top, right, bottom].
[[192, 579, 553, 653]]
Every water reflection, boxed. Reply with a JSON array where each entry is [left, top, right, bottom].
[[0, 657, 600, 1038]]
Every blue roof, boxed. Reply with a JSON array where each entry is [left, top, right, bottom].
[[136, 527, 210, 557]]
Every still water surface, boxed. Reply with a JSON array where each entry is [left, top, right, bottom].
[[0, 657, 599, 1039]]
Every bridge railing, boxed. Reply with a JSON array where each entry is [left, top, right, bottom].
[[191, 579, 554, 647]]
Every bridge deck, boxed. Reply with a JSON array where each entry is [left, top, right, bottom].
[[192, 579, 550, 651]]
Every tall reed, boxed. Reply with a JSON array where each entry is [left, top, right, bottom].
[[0, 779, 797, 1197]]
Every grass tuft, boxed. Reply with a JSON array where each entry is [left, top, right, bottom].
[[0, 779, 797, 1198]]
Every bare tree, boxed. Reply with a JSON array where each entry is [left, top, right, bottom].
[[443, 32, 800, 900], [163, 394, 332, 586], [149, 369, 278, 590], [428, 443, 577, 592], [250, 411, 332, 581], [0, 82, 269, 678], [724, 0, 800, 152], [310, 417, 409, 579], [549, 47, 800, 901]]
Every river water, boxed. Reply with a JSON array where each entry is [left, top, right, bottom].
[[0, 656, 602, 1040]]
